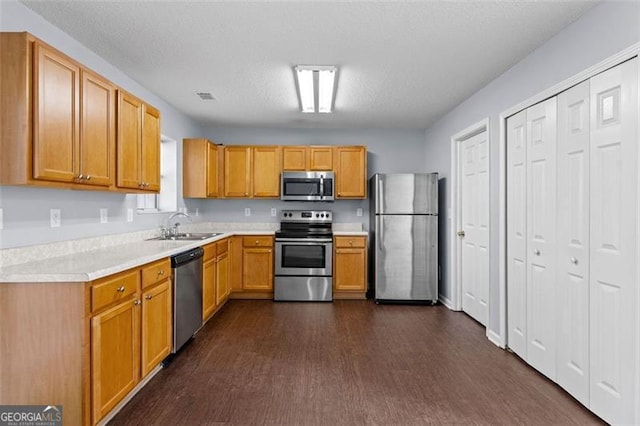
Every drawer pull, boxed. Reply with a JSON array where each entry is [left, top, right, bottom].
[[116, 286, 126, 293], [256, 240, 260, 245], [349, 240, 353, 245], [145, 295, 153, 300], [157, 270, 165, 275], [134, 300, 141, 306]]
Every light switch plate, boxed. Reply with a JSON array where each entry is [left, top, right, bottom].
[[244, 208, 251, 217], [0, 208, 3, 230], [50, 209, 61, 228], [356, 208, 363, 217], [127, 208, 134, 222], [195, 208, 199, 217], [100, 208, 108, 224], [271, 208, 277, 217]]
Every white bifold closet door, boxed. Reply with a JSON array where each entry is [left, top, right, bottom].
[[525, 98, 558, 381], [556, 80, 590, 407], [588, 58, 638, 425], [507, 110, 528, 360]]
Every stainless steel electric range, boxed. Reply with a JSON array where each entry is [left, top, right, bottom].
[[274, 210, 333, 302]]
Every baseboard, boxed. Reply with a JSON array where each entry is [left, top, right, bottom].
[[438, 294, 454, 310], [97, 364, 162, 426], [229, 292, 273, 300], [486, 329, 504, 348]]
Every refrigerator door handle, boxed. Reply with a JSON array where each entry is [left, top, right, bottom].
[[378, 215, 383, 251], [378, 177, 384, 213]]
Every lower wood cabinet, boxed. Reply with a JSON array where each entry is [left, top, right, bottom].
[[90, 258, 171, 424], [334, 236, 367, 295], [203, 238, 230, 321], [242, 236, 274, 291]]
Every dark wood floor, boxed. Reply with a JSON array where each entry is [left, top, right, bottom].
[[110, 300, 602, 425]]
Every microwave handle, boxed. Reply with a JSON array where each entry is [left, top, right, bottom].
[[320, 175, 325, 199]]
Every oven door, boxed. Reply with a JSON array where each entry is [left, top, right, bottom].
[[275, 238, 333, 276]]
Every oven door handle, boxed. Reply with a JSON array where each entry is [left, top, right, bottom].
[[275, 238, 333, 243]]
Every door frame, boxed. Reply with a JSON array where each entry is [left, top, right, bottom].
[[449, 118, 490, 314], [498, 42, 640, 349]]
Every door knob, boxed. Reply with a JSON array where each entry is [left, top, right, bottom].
[[457, 230, 465, 237]]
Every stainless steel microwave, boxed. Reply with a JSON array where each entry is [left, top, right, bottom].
[[281, 171, 334, 201]]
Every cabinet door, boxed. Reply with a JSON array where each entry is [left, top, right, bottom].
[[589, 58, 638, 425], [334, 147, 367, 198], [207, 143, 222, 197], [141, 280, 171, 377], [252, 146, 281, 197], [203, 257, 217, 320], [224, 147, 251, 197], [309, 147, 333, 170], [141, 104, 161, 191], [33, 42, 79, 183], [282, 146, 307, 170], [334, 248, 366, 291], [80, 69, 115, 187], [117, 91, 143, 189], [556, 80, 590, 406], [230, 236, 244, 292], [506, 110, 528, 360], [242, 247, 273, 290], [526, 97, 557, 381], [91, 298, 140, 423], [218, 252, 230, 299]]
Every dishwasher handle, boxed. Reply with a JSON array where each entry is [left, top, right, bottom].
[[171, 247, 204, 268]]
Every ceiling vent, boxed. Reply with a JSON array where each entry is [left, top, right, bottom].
[[195, 91, 215, 101]]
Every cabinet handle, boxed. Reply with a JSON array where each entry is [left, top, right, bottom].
[[268, 249, 271, 253], [349, 240, 353, 245], [157, 270, 165, 275], [85, 175, 91, 181], [570, 257, 578, 265], [134, 300, 141, 306], [117, 286, 126, 292], [256, 240, 260, 245], [78, 174, 84, 180], [145, 295, 153, 300], [337, 249, 341, 254], [533, 249, 540, 256]]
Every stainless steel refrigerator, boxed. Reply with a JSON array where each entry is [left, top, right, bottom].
[[369, 173, 438, 303]]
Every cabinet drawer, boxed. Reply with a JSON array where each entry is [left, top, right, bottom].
[[141, 258, 171, 289], [217, 238, 228, 255], [334, 236, 366, 248], [203, 242, 217, 261], [243, 236, 273, 247], [92, 269, 139, 312]]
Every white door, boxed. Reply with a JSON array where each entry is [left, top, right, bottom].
[[556, 80, 590, 406], [526, 97, 557, 381], [507, 110, 528, 360], [589, 58, 638, 425], [459, 131, 490, 326]]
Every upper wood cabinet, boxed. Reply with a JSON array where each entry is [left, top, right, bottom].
[[224, 146, 281, 198], [183, 138, 224, 198], [0, 32, 166, 193], [334, 146, 367, 198], [252, 146, 281, 197], [282, 146, 333, 171], [117, 90, 161, 192], [1, 33, 116, 188]]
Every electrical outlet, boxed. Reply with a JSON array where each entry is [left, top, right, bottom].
[[271, 208, 277, 217], [195, 208, 199, 217], [244, 208, 251, 217], [356, 208, 363, 217], [0, 208, 3, 230], [127, 208, 134, 222], [50, 209, 61, 228], [100, 208, 108, 224]]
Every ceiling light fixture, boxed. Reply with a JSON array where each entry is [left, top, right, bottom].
[[294, 65, 337, 113]]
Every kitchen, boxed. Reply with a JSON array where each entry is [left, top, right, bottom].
[[1, 1, 639, 425]]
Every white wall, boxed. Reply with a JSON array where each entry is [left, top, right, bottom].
[[426, 1, 640, 337], [190, 127, 428, 229], [0, 1, 204, 249]]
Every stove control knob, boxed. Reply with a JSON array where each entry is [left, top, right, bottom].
[[326, 213, 330, 218], [321, 214, 325, 218], [316, 214, 319, 218]]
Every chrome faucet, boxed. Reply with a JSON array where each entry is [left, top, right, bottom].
[[164, 211, 192, 237]]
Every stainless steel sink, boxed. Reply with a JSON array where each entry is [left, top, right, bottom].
[[146, 232, 223, 241]]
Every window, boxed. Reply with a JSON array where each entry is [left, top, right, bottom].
[[137, 135, 178, 213]]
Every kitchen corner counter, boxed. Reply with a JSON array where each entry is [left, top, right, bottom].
[[0, 230, 275, 283]]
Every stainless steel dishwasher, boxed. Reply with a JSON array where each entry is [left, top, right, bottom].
[[171, 247, 204, 353]]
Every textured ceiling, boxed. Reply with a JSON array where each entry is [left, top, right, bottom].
[[22, 1, 597, 130]]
